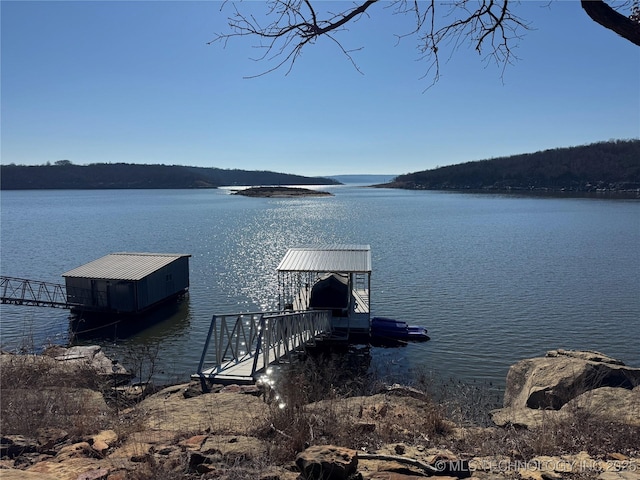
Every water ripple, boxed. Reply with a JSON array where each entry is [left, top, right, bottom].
[[1, 188, 638, 386]]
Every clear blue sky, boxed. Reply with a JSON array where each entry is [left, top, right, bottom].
[[1, 1, 638, 177]]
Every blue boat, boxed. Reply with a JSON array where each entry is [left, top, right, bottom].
[[370, 317, 430, 343]]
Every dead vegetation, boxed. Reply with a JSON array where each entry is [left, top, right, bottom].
[[0, 352, 113, 438], [253, 350, 486, 462], [1, 346, 638, 479], [252, 350, 640, 466]]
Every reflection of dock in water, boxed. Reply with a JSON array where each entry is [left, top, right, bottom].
[[69, 298, 191, 341]]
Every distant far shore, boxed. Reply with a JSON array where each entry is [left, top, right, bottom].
[[373, 184, 640, 199], [0, 162, 339, 190]]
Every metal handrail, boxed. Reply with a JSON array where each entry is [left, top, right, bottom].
[[0, 275, 110, 310], [1, 276, 69, 308], [196, 311, 278, 375], [196, 309, 331, 378]]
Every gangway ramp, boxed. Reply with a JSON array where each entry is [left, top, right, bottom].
[[1, 276, 70, 309], [193, 310, 332, 385]]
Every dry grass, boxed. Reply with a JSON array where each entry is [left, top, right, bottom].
[[2, 344, 638, 479], [126, 451, 192, 480], [0, 350, 152, 445], [451, 409, 640, 462], [528, 410, 640, 458], [253, 350, 453, 462], [398, 367, 503, 429], [254, 351, 640, 465], [0, 353, 113, 438]]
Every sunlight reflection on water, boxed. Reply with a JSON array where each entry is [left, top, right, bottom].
[[1, 188, 639, 388]]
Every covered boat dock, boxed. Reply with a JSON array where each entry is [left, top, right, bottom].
[[194, 245, 371, 384], [277, 245, 371, 339], [62, 252, 191, 314]]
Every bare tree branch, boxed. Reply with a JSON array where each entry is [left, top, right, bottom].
[[581, 0, 640, 46], [409, 0, 529, 87], [212, 1, 378, 78], [212, 0, 637, 85]]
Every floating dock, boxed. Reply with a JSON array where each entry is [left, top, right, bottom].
[[62, 252, 191, 314], [1, 252, 191, 317]]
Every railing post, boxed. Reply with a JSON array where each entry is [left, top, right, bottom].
[[265, 317, 272, 369], [217, 316, 227, 365], [234, 315, 241, 359], [248, 315, 256, 355], [197, 315, 217, 374], [251, 314, 265, 377]]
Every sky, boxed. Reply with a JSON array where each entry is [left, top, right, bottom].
[[1, 1, 638, 177]]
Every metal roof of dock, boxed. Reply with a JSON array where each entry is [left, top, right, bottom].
[[277, 245, 371, 273], [62, 252, 191, 281]]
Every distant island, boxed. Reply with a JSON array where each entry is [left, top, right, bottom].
[[232, 186, 333, 198], [379, 140, 640, 197], [0, 162, 340, 190]]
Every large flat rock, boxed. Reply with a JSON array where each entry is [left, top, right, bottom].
[[492, 350, 640, 428]]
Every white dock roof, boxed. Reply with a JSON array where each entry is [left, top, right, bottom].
[[277, 245, 371, 273], [62, 252, 191, 281]]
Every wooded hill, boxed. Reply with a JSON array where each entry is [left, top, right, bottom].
[[383, 140, 640, 194], [0, 162, 339, 190]]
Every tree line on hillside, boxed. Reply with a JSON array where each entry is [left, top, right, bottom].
[[384, 140, 640, 194], [0, 162, 338, 190]]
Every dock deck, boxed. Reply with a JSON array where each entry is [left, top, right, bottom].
[[198, 339, 308, 384]]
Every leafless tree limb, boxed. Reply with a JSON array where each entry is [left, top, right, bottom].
[[211, 1, 377, 78], [581, 0, 640, 46], [405, 0, 530, 86], [212, 0, 638, 84]]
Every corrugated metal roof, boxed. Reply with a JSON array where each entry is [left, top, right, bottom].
[[277, 245, 371, 273], [62, 252, 191, 281]]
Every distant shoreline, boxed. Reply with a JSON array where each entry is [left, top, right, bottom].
[[378, 140, 640, 198], [0, 163, 339, 190], [372, 184, 640, 199]]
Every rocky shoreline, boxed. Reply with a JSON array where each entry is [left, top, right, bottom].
[[1, 348, 638, 480]]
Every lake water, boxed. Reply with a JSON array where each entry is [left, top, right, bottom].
[[1, 186, 639, 389]]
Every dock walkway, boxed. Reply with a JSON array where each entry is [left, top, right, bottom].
[[193, 310, 333, 384], [1, 276, 70, 309]]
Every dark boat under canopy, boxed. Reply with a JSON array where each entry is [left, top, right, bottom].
[[309, 273, 350, 316]]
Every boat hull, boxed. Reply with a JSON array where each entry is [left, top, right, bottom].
[[370, 317, 430, 342]]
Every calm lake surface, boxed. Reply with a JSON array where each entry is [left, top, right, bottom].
[[1, 186, 639, 388]]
